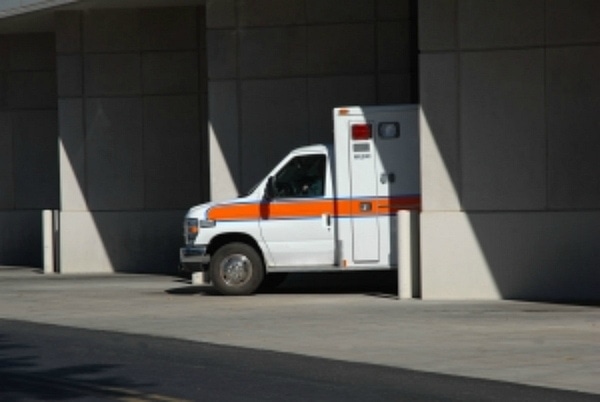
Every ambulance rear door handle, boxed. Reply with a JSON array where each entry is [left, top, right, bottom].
[[380, 173, 395, 184], [360, 202, 372, 212], [322, 213, 331, 229]]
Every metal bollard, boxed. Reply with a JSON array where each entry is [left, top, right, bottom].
[[42, 210, 59, 274], [397, 210, 420, 299], [42, 210, 54, 274]]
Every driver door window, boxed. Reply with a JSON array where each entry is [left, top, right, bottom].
[[273, 155, 325, 198]]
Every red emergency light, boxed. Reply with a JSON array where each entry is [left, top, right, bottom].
[[351, 123, 372, 140]]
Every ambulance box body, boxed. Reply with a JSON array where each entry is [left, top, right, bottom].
[[180, 105, 420, 295]]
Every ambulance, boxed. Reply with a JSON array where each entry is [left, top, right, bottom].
[[180, 104, 420, 295]]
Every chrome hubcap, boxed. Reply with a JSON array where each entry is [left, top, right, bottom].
[[220, 254, 252, 286]]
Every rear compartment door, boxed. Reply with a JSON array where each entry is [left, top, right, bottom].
[[348, 121, 380, 262]]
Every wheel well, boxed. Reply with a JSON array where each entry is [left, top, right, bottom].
[[207, 233, 265, 266]]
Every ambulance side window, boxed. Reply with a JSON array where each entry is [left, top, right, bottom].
[[273, 155, 325, 198]]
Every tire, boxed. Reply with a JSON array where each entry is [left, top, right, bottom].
[[209, 243, 264, 295]]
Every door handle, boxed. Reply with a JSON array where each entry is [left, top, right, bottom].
[[360, 202, 372, 212], [322, 213, 331, 229], [380, 173, 396, 184]]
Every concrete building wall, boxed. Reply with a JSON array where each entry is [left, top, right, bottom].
[[2, 0, 596, 301], [56, 7, 208, 273], [206, 0, 417, 199], [0, 32, 58, 266], [419, 0, 600, 300]]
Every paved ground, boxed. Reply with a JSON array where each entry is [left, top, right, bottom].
[[0, 267, 598, 396]]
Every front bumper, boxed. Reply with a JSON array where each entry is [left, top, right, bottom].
[[179, 246, 210, 272]]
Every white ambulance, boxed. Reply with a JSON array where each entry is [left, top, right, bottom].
[[180, 104, 420, 295]]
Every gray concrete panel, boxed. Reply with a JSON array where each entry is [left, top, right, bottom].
[[546, 0, 600, 45], [0, 113, 14, 209], [59, 211, 110, 273], [377, 73, 412, 106], [458, 0, 544, 50], [0, 211, 41, 266], [377, 0, 410, 20], [55, 11, 81, 54], [307, 75, 376, 144], [7, 71, 57, 109], [0, 37, 8, 71], [142, 51, 198, 95], [419, 53, 460, 212], [60, 210, 183, 273], [460, 49, 546, 210], [239, 27, 306, 78], [143, 96, 201, 209], [238, 0, 305, 27], [0, 72, 6, 109], [206, 30, 237, 80], [208, 80, 240, 200], [140, 7, 197, 51], [8, 33, 55, 71], [86, 98, 144, 210], [0, 0, 20, 11], [206, 0, 236, 29], [84, 53, 141, 97], [58, 98, 86, 211], [83, 9, 140, 53], [198, 47, 208, 95], [0, 0, 71, 14], [307, 24, 375, 75], [197, 6, 207, 52], [240, 78, 308, 191], [377, 21, 411, 74], [547, 45, 600, 209], [418, 0, 456, 51], [56, 54, 82, 97], [12, 111, 59, 209], [421, 210, 600, 301], [306, 0, 374, 23]]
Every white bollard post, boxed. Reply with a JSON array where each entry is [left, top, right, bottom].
[[42, 210, 54, 274], [191, 271, 211, 286], [398, 210, 420, 300]]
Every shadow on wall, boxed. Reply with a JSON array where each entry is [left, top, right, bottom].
[[0, 32, 59, 268], [0, 212, 43, 267], [56, 7, 209, 274], [207, 0, 419, 198], [467, 212, 600, 302], [417, 0, 600, 302], [421, 106, 600, 302]]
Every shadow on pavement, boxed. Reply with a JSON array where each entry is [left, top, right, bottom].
[[2, 319, 598, 402], [166, 271, 399, 298]]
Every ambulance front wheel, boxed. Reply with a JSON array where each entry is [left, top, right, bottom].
[[209, 242, 264, 295]]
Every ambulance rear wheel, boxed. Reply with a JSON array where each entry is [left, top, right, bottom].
[[210, 242, 264, 295]]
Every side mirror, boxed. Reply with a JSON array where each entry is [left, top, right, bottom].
[[264, 176, 275, 200]]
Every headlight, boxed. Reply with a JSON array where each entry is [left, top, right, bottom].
[[184, 218, 215, 245], [184, 218, 199, 244]]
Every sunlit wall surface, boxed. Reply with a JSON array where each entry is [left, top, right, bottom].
[[419, 0, 600, 301]]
